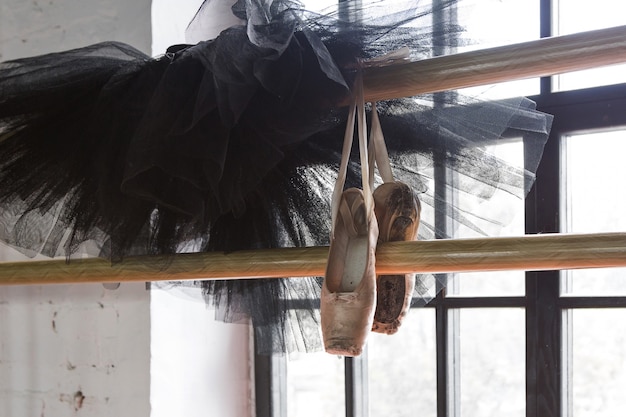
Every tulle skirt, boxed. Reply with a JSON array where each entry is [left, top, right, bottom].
[[0, 0, 552, 353]]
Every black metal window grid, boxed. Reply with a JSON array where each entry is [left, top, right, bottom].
[[255, 1, 626, 416]]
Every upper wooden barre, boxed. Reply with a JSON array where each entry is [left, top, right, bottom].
[[0, 233, 625, 285], [361, 25, 626, 102]]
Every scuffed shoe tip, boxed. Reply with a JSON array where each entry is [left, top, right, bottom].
[[371, 319, 401, 335], [325, 340, 363, 357]]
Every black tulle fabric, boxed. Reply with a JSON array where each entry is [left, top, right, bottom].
[[0, 0, 552, 353]]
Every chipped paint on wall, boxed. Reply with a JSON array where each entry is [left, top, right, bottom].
[[0, 0, 151, 415]]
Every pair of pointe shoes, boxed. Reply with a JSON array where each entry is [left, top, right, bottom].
[[321, 181, 420, 356]]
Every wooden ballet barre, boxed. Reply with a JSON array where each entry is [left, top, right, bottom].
[[3, 27, 626, 286], [0, 233, 625, 285], [362, 25, 626, 102]]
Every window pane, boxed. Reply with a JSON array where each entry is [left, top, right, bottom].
[[457, 0, 540, 98], [451, 308, 525, 417], [563, 309, 626, 417], [287, 352, 345, 417], [561, 130, 626, 296], [368, 309, 436, 417], [553, 0, 626, 91], [449, 270, 525, 297], [449, 140, 526, 296]]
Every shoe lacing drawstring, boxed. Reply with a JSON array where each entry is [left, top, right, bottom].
[[329, 69, 373, 239]]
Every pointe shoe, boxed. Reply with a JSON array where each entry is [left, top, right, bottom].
[[371, 181, 421, 335], [321, 187, 379, 356]]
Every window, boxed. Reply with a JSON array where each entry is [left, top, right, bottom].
[[529, 81, 626, 417], [255, 1, 626, 416], [551, 0, 626, 91]]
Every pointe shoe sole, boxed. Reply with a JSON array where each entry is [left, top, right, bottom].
[[371, 182, 420, 335]]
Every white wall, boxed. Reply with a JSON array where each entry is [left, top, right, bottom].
[[150, 290, 253, 417], [149, 3, 253, 416]]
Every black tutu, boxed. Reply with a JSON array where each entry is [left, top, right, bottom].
[[0, 0, 552, 353]]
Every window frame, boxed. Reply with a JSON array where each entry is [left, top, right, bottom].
[[254, 0, 626, 415], [527, 81, 626, 417]]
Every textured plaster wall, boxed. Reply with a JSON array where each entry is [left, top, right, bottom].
[[0, 0, 152, 416], [0, 1, 252, 416], [0, 282, 151, 417], [0, 0, 151, 61]]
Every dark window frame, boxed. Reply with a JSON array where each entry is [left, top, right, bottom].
[[255, 0, 626, 415]]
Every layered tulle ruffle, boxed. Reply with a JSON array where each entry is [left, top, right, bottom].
[[0, 0, 552, 353]]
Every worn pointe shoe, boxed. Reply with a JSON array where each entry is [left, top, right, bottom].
[[371, 182, 421, 335], [321, 188, 379, 356]]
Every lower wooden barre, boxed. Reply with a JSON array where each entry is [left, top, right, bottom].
[[0, 232, 625, 285]]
